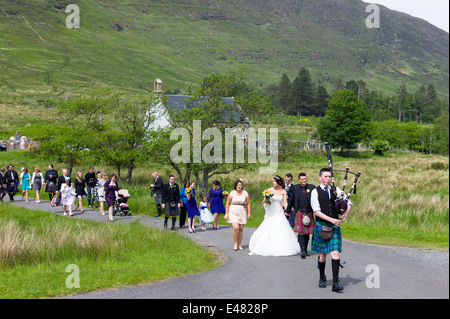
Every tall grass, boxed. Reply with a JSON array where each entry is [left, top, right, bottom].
[[0, 204, 221, 298]]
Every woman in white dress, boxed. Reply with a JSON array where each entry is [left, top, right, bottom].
[[249, 175, 300, 257]]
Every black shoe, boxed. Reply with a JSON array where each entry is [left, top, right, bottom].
[[318, 277, 327, 288], [155, 213, 161, 217], [332, 280, 344, 292], [300, 252, 306, 259], [164, 220, 168, 229], [171, 226, 177, 231]]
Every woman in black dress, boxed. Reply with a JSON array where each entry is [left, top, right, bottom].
[[74, 171, 87, 213]]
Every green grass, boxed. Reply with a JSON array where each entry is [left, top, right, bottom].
[[0, 0, 447, 105], [0, 204, 221, 299]]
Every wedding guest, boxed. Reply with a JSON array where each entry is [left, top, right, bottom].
[[92, 172, 105, 214], [5, 165, 19, 202], [60, 177, 75, 216], [95, 173, 108, 215], [161, 175, 180, 230], [0, 168, 6, 202], [186, 181, 199, 233], [225, 179, 251, 251], [150, 172, 164, 217], [284, 173, 295, 227], [20, 168, 31, 202], [208, 180, 226, 230], [31, 168, 44, 203], [199, 194, 214, 231], [57, 169, 70, 192], [85, 167, 96, 208], [74, 171, 87, 213], [44, 164, 58, 201], [104, 174, 119, 221], [286, 172, 316, 258], [179, 181, 189, 228]]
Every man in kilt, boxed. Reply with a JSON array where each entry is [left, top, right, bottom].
[[162, 174, 181, 230], [310, 168, 352, 292], [286, 172, 315, 258]]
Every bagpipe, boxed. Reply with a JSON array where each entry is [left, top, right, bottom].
[[324, 142, 361, 214]]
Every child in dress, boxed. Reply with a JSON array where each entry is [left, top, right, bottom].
[[60, 178, 76, 216], [199, 195, 214, 231]]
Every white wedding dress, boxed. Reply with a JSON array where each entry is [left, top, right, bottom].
[[248, 195, 300, 257]]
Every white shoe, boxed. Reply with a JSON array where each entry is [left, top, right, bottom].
[[63, 212, 67, 216]]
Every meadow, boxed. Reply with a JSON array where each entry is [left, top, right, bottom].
[[0, 204, 222, 298], [2, 148, 448, 251]]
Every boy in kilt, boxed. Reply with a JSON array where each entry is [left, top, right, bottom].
[[310, 168, 352, 292], [286, 172, 316, 258]]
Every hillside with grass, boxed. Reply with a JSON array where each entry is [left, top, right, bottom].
[[0, 0, 448, 104]]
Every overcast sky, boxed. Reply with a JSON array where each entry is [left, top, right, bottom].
[[362, 0, 449, 32]]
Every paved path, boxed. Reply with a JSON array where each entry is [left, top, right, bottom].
[[10, 197, 449, 299]]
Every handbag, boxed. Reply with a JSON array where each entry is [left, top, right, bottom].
[[320, 225, 334, 241]]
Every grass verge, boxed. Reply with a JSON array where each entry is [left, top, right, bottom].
[[0, 204, 222, 299]]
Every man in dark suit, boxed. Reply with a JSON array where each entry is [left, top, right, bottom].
[[150, 172, 164, 217], [161, 174, 181, 230], [286, 172, 316, 258], [4, 165, 19, 202], [0, 167, 6, 202]]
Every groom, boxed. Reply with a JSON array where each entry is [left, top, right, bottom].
[[286, 172, 316, 258]]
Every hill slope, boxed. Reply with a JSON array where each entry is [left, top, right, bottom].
[[0, 0, 448, 102]]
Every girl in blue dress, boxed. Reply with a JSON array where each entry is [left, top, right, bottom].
[[186, 182, 199, 233], [207, 180, 226, 230]]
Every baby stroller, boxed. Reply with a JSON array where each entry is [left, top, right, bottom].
[[113, 189, 131, 216]]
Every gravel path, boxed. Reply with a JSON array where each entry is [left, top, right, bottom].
[[10, 197, 449, 299]]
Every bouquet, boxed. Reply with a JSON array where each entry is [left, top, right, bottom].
[[262, 189, 274, 204], [222, 190, 229, 197], [185, 187, 192, 194]]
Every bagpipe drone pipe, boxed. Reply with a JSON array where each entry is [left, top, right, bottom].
[[324, 142, 361, 214]]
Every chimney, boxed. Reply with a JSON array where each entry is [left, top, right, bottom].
[[154, 79, 163, 94]]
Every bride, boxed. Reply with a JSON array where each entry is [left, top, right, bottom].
[[248, 175, 301, 257]]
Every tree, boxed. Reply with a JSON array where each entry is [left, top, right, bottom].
[[312, 85, 330, 117], [433, 110, 449, 155], [317, 90, 371, 150], [273, 73, 294, 115], [292, 68, 314, 116]]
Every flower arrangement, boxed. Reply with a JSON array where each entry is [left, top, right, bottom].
[[185, 187, 192, 194], [262, 189, 274, 204], [222, 190, 229, 196]]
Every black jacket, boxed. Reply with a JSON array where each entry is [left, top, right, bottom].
[[286, 183, 316, 214], [162, 183, 180, 204], [5, 170, 19, 183], [153, 176, 164, 196]]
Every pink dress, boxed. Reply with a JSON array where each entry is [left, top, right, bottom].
[[227, 190, 249, 225]]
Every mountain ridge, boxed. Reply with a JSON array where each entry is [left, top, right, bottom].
[[0, 0, 448, 102]]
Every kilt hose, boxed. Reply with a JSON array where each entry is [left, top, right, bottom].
[[311, 220, 342, 254]]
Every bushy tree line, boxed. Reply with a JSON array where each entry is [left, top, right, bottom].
[[268, 68, 448, 124]]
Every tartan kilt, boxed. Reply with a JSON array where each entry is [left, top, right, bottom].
[[7, 181, 18, 194], [294, 211, 315, 234], [311, 221, 342, 254]]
